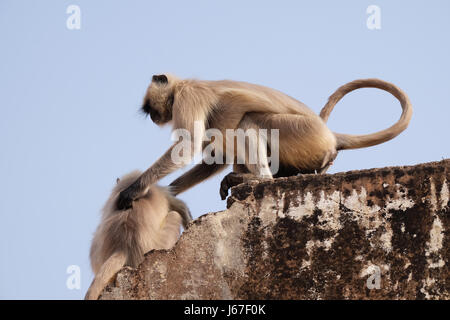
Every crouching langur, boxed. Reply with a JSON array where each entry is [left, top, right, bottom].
[[85, 170, 191, 300]]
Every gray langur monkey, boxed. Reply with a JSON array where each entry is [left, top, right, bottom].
[[116, 74, 412, 209], [85, 170, 191, 300]]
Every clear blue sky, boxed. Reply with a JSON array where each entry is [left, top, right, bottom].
[[0, 0, 448, 299]]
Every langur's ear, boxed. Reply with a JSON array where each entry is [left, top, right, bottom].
[[152, 74, 168, 84], [116, 178, 120, 184]]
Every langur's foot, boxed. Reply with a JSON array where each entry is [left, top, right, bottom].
[[220, 172, 270, 200]]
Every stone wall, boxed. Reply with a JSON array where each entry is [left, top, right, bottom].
[[99, 160, 449, 300]]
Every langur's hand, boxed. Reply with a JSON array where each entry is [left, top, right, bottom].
[[117, 180, 142, 210]]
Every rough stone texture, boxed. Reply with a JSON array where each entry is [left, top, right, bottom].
[[100, 160, 449, 300]]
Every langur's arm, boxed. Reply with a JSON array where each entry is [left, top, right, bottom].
[[117, 121, 205, 210], [116, 144, 181, 210]]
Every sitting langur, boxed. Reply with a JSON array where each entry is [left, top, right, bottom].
[[85, 170, 191, 300], [116, 75, 412, 209]]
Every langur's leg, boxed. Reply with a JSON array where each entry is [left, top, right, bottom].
[[220, 116, 273, 200]]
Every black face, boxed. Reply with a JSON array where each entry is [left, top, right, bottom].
[[141, 96, 174, 124], [142, 99, 162, 123]]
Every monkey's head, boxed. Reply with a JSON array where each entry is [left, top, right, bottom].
[[142, 74, 176, 126]]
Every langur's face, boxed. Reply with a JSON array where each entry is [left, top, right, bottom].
[[142, 74, 174, 125]]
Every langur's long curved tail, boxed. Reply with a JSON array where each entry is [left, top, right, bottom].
[[319, 79, 412, 151], [84, 252, 126, 300]]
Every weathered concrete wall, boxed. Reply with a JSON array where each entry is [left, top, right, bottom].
[[100, 160, 449, 300]]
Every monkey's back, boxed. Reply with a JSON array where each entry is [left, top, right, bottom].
[[208, 79, 318, 117], [89, 172, 174, 273]]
